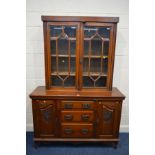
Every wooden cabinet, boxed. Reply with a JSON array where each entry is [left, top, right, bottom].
[[42, 16, 118, 90], [29, 16, 125, 147]]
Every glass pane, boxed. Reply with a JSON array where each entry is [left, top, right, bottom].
[[58, 57, 68, 72], [83, 26, 110, 88], [83, 77, 94, 87], [70, 57, 76, 72], [83, 76, 107, 87], [51, 76, 62, 86], [91, 39, 102, 56], [84, 40, 89, 55], [95, 77, 107, 87], [58, 39, 68, 55], [50, 25, 77, 87], [103, 58, 108, 74], [104, 41, 109, 56], [90, 58, 101, 73], [70, 40, 76, 55], [50, 40, 56, 55]]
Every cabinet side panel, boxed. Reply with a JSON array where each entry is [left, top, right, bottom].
[[32, 100, 40, 138], [43, 22, 51, 89], [108, 24, 117, 90], [113, 101, 123, 137]]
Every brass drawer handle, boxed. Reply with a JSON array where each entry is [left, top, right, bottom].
[[64, 114, 73, 120], [64, 128, 73, 134], [82, 103, 91, 109], [64, 103, 73, 109], [81, 114, 89, 121], [81, 128, 89, 134]]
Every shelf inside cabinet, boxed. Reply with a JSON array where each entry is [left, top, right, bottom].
[[84, 38, 109, 41], [51, 72, 75, 76], [51, 54, 76, 57], [83, 55, 108, 59], [83, 72, 107, 76], [50, 37, 76, 41]]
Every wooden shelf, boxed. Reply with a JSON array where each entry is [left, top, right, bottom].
[[50, 37, 76, 41], [83, 72, 107, 76], [52, 72, 75, 76], [51, 54, 76, 57], [50, 37, 109, 41], [51, 72, 107, 77], [83, 55, 108, 59], [84, 38, 109, 41], [51, 55, 108, 59]]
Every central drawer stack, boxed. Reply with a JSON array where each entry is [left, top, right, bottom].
[[58, 101, 96, 138]]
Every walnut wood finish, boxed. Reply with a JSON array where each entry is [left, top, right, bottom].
[[30, 86, 125, 100], [30, 16, 125, 147], [60, 110, 94, 122], [41, 16, 119, 23], [42, 16, 118, 90], [58, 101, 96, 109], [61, 123, 93, 138], [30, 86, 125, 144], [32, 100, 57, 138]]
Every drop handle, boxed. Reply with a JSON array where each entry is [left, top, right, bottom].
[[81, 128, 89, 134], [64, 114, 73, 120], [82, 103, 91, 109], [81, 114, 89, 121], [64, 128, 73, 134]]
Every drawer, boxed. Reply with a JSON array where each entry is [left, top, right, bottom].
[[61, 123, 93, 138], [58, 101, 96, 109], [60, 110, 94, 122]]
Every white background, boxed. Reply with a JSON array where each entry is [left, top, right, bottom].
[[26, 0, 129, 132], [0, 0, 155, 155]]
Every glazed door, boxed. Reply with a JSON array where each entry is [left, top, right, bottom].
[[32, 100, 56, 138], [96, 101, 122, 138], [46, 22, 80, 89], [80, 23, 114, 89]]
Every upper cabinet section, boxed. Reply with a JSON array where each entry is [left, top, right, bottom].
[[42, 16, 119, 90]]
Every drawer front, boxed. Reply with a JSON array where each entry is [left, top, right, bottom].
[[58, 101, 96, 109], [61, 110, 94, 122], [61, 123, 93, 138]]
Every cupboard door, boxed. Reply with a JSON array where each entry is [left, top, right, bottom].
[[81, 23, 115, 89], [46, 22, 80, 88], [97, 101, 122, 138], [32, 100, 56, 138]]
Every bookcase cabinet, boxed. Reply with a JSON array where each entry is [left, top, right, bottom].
[[29, 16, 125, 148]]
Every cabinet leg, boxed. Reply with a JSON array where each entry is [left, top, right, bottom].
[[33, 142, 39, 149], [112, 142, 118, 149]]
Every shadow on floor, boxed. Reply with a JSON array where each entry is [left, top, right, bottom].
[[26, 132, 129, 155]]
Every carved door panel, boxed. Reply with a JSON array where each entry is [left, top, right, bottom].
[[32, 100, 56, 138], [96, 101, 122, 138]]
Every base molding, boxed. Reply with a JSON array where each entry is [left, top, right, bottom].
[[26, 124, 129, 132], [34, 137, 119, 142]]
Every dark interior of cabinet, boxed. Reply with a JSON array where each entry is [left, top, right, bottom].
[[49, 25, 110, 88], [50, 25, 76, 87], [82, 26, 110, 88]]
